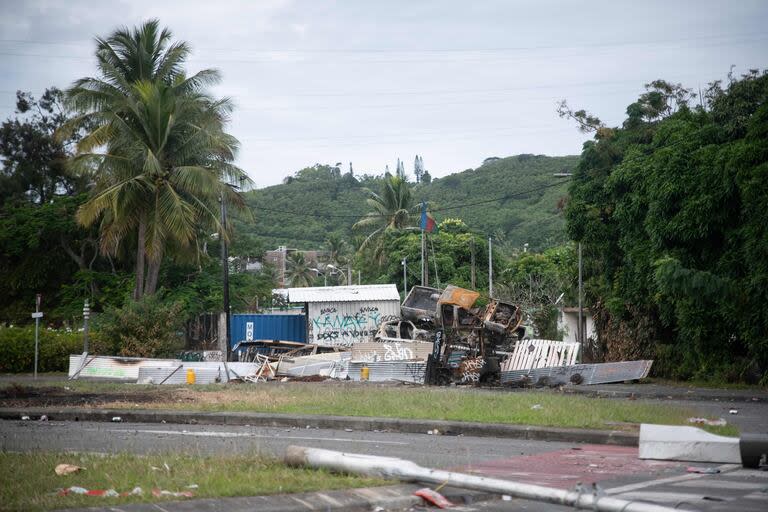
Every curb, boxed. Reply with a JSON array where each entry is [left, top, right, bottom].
[[62, 484, 499, 512], [0, 407, 639, 446], [562, 387, 766, 403]]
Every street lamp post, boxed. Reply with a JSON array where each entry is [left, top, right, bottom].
[[553, 172, 584, 349]]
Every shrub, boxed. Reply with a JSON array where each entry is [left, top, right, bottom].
[[0, 326, 105, 373], [94, 296, 185, 358]]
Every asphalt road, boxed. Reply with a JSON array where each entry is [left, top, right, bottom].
[[0, 419, 571, 467], [3, 419, 768, 511]]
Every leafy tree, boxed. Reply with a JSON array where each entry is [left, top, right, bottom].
[[353, 174, 417, 264], [65, 19, 249, 300], [563, 71, 768, 383], [0, 88, 85, 205]]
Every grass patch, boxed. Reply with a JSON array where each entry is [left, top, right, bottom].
[[0, 451, 386, 512], [1, 380, 741, 435]]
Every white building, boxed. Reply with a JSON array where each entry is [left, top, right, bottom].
[[274, 284, 401, 346], [557, 307, 596, 345]]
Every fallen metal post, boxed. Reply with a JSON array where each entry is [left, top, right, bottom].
[[68, 352, 93, 381], [158, 365, 183, 385], [285, 446, 684, 512]]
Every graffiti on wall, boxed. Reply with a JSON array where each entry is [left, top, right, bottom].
[[311, 305, 387, 345], [351, 341, 434, 362]]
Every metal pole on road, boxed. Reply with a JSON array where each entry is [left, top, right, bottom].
[[286, 446, 681, 512]]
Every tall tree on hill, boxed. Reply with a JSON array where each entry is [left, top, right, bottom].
[[285, 252, 315, 287], [64, 20, 249, 300], [354, 175, 416, 263], [413, 155, 424, 183]]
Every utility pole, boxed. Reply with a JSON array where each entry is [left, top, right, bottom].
[[347, 264, 352, 285], [220, 192, 231, 362], [578, 242, 583, 350], [488, 237, 493, 298], [421, 229, 426, 286], [402, 257, 408, 296], [470, 238, 476, 289]]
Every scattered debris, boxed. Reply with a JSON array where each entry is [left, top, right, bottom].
[[21, 415, 30, 421], [729, 409, 738, 415], [688, 417, 727, 427], [39, 414, 48, 422], [59, 486, 143, 497], [151, 488, 195, 498], [55, 464, 84, 476], [414, 487, 454, 508], [531, 404, 543, 410], [344, 428, 353, 432], [687, 466, 721, 474], [111, 416, 122, 422]]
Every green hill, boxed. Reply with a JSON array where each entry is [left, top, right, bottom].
[[241, 154, 579, 252]]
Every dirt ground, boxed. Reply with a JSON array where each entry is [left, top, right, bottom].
[[0, 384, 175, 408]]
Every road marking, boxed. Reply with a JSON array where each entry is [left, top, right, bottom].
[[605, 464, 739, 495], [673, 479, 768, 490], [122, 428, 409, 445], [618, 490, 732, 502]]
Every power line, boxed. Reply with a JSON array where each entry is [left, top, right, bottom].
[[0, 30, 763, 53], [0, 34, 765, 65]]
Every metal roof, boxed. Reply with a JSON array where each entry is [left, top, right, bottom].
[[276, 284, 400, 303]]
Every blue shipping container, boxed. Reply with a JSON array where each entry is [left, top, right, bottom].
[[230, 314, 307, 348]]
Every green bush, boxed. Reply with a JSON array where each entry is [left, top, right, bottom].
[[94, 296, 184, 358], [0, 326, 104, 373]]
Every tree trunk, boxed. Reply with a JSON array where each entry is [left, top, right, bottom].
[[133, 217, 147, 300], [144, 253, 162, 296]]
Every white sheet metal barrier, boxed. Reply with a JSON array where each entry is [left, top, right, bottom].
[[501, 339, 580, 372]]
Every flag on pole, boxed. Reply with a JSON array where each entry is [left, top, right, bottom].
[[420, 201, 437, 233]]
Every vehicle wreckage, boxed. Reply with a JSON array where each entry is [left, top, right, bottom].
[[398, 284, 652, 387]]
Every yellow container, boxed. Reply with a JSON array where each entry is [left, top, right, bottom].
[[186, 368, 196, 385], [360, 365, 370, 381]]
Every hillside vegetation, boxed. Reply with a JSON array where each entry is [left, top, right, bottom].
[[242, 154, 579, 251]]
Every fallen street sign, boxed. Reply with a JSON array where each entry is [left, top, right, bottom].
[[31, 312, 44, 319]]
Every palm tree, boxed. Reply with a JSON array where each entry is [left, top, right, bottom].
[[63, 20, 249, 298], [353, 175, 417, 263], [285, 252, 315, 287]]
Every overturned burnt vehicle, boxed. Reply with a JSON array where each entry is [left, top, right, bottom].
[[400, 284, 653, 387], [401, 285, 525, 385]]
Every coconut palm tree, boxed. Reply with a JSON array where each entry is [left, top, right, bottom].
[[353, 175, 417, 263], [63, 20, 249, 298], [285, 252, 315, 287]]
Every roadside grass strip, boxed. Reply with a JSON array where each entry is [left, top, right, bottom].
[[0, 451, 387, 512]]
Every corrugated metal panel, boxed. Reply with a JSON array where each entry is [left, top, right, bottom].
[[68, 355, 180, 382], [230, 314, 306, 347], [351, 341, 433, 362], [500, 360, 654, 386], [138, 366, 225, 385], [307, 300, 401, 346], [348, 361, 426, 384], [281, 284, 400, 303], [501, 340, 580, 371], [277, 353, 351, 378]]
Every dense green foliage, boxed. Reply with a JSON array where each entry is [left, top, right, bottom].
[[94, 295, 184, 358], [244, 155, 577, 252], [566, 72, 768, 383], [0, 327, 107, 373]]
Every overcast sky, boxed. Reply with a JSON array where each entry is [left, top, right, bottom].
[[1, 0, 766, 188]]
